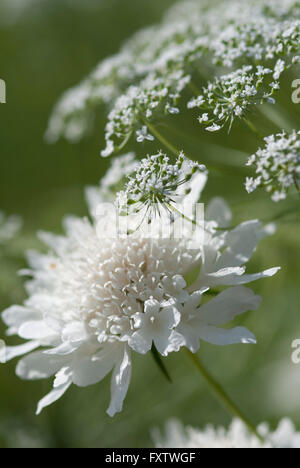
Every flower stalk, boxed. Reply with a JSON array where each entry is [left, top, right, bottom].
[[144, 120, 182, 158], [186, 349, 264, 443]]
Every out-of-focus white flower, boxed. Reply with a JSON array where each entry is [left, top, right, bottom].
[[246, 130, 300, 201], [153, 418, 300, 448], [1, 156, 279, 416], [0, 212, 22, 244]]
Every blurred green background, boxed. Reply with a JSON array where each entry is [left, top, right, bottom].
[[0, 0, 300, 448]]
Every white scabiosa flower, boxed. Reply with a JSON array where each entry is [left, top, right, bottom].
[[1, 156, 279, 416], [154, 418, 300, 448], [245, 130, 300, 201]]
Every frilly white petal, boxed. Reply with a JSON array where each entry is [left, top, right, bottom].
[[169, 327, 200, 353], [205, 197, 232, 228], [4, 341, 40, 362], [85, 186, 106, 217], [2, 306, 41, 335], [128, 329, 153, 355], [107, 345, 132, 417], [198, 286, 261, 326], [44, 341, 81, 356], [16, 351, 67, 380], [61, 321, 88, 343], [36, 380, 72, 415], [198, 325, 256, 346], [227, 267, 281, 285], [71, 345, 120, 387], [199, 266, 280, 287], [18, 320, 57, 341], [217, 220, 265, 268]]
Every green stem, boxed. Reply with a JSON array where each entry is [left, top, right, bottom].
[[186, 349, 264, 443], [258, 105, 295, 133], [168, 203, 198, 226], [159, 122, 251, 177], [244, 118, 264, 139], [145, 120, 182, 157], [144, 120, 246, 176]]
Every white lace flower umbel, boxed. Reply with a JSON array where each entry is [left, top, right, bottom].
[[246, 130, 300, 201], [46, 0, 300, 147], [1, 156, 279, 416]]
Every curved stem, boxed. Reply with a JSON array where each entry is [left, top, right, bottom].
[[168, 203, 197, 226], [244, 118, 264, 139], [144, 120, 182, 157], [258, 105, 295, 132], [144, 120, 247, 176], [186, 349, 264, 442]]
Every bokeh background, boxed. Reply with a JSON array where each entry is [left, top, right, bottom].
[[0, 0, 300, 448]]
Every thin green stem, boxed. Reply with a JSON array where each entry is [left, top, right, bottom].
[[186, 349, 264, 443], [144, 120, 182, 157], [162, 121, 250, 158], [258, 105, 295, 133], [144, 120, 247, 176], [244, 118, 264, 139], [168, 203, 197, 226], [159, 122, 251, 177]]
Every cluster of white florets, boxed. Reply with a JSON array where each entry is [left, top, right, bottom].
[[115, 151, 207, 218], [187, 66, 279, 132], [154, 418, 300, 449], [101, 71, 190, 157], [245, 130, 300, 202], [211, 19, 300, 68], [47, 0, 300, 147]]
